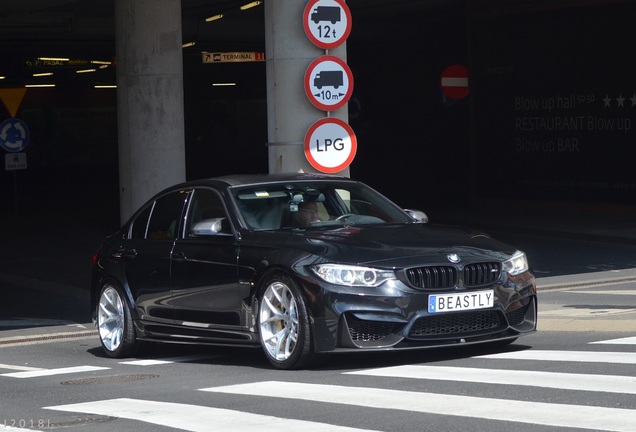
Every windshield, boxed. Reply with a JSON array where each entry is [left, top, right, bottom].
[[231, 180, 413, 230]]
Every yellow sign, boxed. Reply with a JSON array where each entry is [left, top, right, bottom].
[[202, 52, 265, 63], [0, 88, 27, 117]]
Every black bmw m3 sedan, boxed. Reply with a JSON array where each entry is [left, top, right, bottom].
[[91, 173, 537, 369]]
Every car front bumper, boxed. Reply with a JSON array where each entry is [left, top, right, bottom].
[[304, 271, 537, 353]]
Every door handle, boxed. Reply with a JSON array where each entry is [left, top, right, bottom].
[[171, 251, 186, 263], [124, 249, 137, 259], [112, 247, 137, 259]]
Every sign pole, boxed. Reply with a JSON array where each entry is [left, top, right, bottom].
[[12, 170, 19, 218]]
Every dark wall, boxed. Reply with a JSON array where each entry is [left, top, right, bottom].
[[347, 2, 470, 210], [3, 0, 635, 229], [182, 53, 268, 181], [0, 87, 119, 229], [469, 2, 636, 204]]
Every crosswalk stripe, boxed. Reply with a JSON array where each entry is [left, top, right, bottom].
[[120, 353, 217, 366], [1, 365, 109, 378], [591, 336, 636, 345], [203, 381, 636, 432], [345, 365, 636, 394], [45, 397, 379, 432], [474, 350, 636, 364]]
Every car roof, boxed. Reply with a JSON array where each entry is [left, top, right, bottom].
[[182, 172, 357, 188]]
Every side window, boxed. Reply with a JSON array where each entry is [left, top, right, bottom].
[[185, 189, 229, 235], [130, 205, 153, 239], [146, 190, 187, 240]]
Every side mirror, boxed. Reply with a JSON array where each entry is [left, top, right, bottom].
[[191, 218, 230, 236], [404, 209, 428, 223]]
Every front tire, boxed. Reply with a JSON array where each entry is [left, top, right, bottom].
[[258, 274, 314, 369], [97, 283, 139, 358]]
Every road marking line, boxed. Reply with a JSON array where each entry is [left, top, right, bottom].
[[119, 354, 218, 366], [345, 365, 636, 394], [591, 336, 636, 345], [1, 365, 109, 378], [0, 425, 42, 432], [203, 381, 636, 432], [540, 308, 636, 317], [474, 350, 636, 364], [568, 290, 636, 295], [0, 363, 45, 372], [45, 398, 378, 432]]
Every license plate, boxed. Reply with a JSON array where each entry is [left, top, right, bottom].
[[428, 290, 494, 313]]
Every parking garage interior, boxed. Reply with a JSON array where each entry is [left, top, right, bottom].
[[1, 0, 636, 235]]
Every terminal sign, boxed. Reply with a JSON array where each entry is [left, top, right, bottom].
[[202, 52, 265, 63], [304, 117, 357, 173], [303, 0, 352, 49], [305, 55, 353, 111]]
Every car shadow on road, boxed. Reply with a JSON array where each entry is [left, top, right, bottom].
[[85, 339, 533, 371]]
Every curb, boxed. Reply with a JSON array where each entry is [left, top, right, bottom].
[[536, 268, 636, 290], [0, 329, 98, 346]]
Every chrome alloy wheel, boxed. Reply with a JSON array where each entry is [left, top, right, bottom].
[[98, 286, 125, 352], [259, 281, 300, 361]]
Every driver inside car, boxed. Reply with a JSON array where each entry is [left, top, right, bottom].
[[294, 201, 322, 227]]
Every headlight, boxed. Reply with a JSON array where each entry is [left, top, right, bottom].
[[502, 251, 529, 276], [311, 264, 396, 287]]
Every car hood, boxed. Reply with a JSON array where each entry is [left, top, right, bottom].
[[250, 223, 517, 268]]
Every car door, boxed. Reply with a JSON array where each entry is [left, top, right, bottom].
[[123, 189, 188, 323], [170, 188, 249, 332]]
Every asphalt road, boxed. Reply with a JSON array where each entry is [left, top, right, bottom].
[[1, 229, 636, 431], [1, 319, 635, 432]]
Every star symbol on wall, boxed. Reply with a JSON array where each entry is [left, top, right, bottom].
[[603, 94, 612, 107], [616, 94, 625, 107]]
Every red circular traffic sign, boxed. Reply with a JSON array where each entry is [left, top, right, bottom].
[[304, 117, 357, 173], [440, 64, 469, 100], [303, 0, 352, 49], [304, 55, 353, 111]]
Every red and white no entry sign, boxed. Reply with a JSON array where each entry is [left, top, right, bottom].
[[304, 55, 353, 111], [303, 0, 352, 49], [304, 117, 357, 173], [440, 65, 469, 100]]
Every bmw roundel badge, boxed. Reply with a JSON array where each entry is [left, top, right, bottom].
[[447, 253, 460, 263]]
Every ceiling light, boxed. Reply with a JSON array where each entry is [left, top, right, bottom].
[[91, 60, 112, 65], [205, 13, 224, 22], [95, 84, 117, 89], [182, 42, 196, 48], [25, 84, 56, 88], [33, 72, 53, 77], [213, 82, 236, 87], [37, 57, 69, 62], [76, 69, 97, 73], [240, 1, 262, 10], [0, 76, 6, 80]]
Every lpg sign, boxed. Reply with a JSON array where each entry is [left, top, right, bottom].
[[304, 117, 357, 173]]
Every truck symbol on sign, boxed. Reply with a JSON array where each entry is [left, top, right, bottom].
[[311, 6, 341, 24], [314, 70, 343, 89]]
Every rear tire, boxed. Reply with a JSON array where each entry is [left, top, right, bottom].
[[97, 283, 140, 358], [258, 274, 314, 369]]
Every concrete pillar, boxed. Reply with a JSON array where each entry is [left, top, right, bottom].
[[264, 0, 349, 176], [115, 0, 186, 223]]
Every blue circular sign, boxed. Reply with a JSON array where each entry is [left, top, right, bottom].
[[0, 118, 30, 153]]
